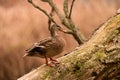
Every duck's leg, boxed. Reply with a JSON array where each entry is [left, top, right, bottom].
[[45, 55, 48, 65], [50, 58, 59, 64], [45, 55, 54, 67]]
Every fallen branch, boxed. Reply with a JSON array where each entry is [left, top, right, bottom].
[[18, 13, 120, 80]]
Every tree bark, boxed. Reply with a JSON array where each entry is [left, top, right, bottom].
[[18, 13, 120, 80]]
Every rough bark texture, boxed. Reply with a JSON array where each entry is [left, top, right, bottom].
[[18, 13, 120, 80]]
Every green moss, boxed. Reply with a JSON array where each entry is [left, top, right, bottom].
[[41, 72, 50, 79], [73, 62, 82, 72], [103, 27, 120, 45], [95, 48, 107, 62]]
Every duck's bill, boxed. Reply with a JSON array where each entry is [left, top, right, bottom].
[[23, 53, 28, 57]]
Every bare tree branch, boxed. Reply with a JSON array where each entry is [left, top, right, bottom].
[[69, 0, 75, 19], [28, 0, 86, 45], [47, 0, 85, 44], [48, 8, 54, 31], [47, 0, 70, 28], [63, 0, 69, 18], [28, 0, 57, 26]]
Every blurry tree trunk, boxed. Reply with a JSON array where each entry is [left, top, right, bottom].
[[18, 13, 120, 80]]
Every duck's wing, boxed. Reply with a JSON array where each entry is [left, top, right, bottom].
[[26, 44, 45, 52], [37, 37, 53, 45], [26, 37, 53, 53]]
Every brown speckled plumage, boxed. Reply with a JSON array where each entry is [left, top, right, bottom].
[[24, 24, 65, 67]]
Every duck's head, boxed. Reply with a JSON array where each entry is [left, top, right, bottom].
[[50, 24, 61, 37]]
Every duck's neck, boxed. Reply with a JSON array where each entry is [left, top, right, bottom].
[[50, 27, 58, 37]]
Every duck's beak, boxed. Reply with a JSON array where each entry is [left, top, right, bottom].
[[23, 49, 30, 57], [23, 53, 28, 57]]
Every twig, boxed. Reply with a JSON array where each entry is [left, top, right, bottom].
[[47, 0, 70, 28], [58, 28, 73, 34], [47, 0, 85, 44], [28, 0, 57, 26], [48, 8, 54, 31], [69, 0, 75, 19], [47, 0, 65, 21], [48, 8, 72, 35], [63, 0, 69, 18], [28, 0, 85, 45]]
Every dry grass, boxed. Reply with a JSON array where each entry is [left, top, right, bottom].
[[0, 0, 119, 80]]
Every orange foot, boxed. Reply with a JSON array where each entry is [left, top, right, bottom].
[[50, 58, 59, 64], [47, 63, 55, 67]]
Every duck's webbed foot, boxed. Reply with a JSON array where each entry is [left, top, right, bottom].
[[50, 58, 59, 64], [44, 55, 53, 67]]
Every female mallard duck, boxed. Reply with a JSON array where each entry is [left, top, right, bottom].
[[24, 24, 65, 67]]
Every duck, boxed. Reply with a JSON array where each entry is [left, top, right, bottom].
[[24, 24, 65, 67]]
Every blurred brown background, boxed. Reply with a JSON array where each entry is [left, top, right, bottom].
[[0, 0, 120, 80]]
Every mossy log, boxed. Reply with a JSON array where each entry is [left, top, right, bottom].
[[18, 13, 120, 80]]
